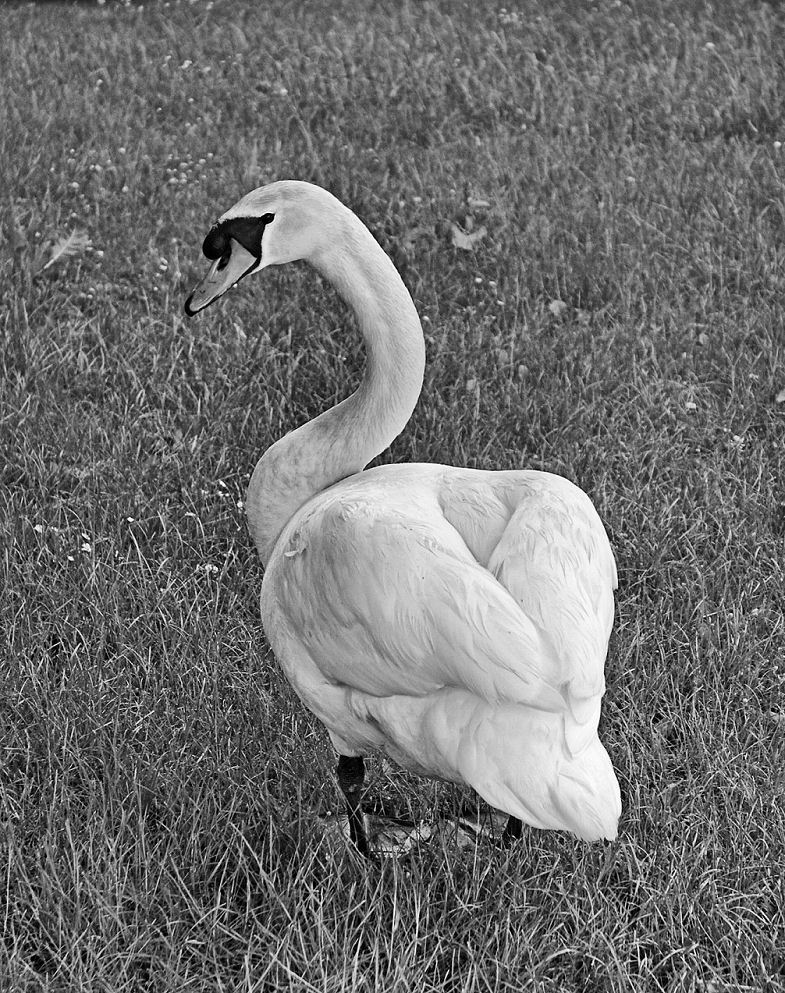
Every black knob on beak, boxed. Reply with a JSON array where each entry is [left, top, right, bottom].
[[202, 224, 229, 260]]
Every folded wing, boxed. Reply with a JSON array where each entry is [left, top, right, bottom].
[[266, 480, 569, 716]]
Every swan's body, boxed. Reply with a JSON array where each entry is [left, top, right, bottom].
[[186, 180, 621, 846]]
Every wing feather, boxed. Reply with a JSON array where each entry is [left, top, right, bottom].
[[486, 476, 617, 703], [264, 485, 568, 715], [439, 468, 617, 746]]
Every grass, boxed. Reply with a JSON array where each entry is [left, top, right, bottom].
[[1, 0, 784, 989]]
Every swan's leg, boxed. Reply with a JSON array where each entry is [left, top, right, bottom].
[[501, 815, 522, 846], [336, 755, 369, 856]]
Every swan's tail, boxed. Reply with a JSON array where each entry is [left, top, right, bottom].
[[370, 689, 621, 842], [545, 736, 621, 841], [462, 701, 621, 841], [385, 689, 621, 841]]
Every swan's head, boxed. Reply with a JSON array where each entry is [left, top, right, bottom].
[[184, 180, 332, 317]]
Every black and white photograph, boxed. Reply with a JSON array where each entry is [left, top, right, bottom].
[[1, 0, 783, 989]]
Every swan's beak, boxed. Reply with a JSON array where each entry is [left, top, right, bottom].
[[184, 240, 258, 316]]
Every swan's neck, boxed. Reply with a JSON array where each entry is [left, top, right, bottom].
[[246, 210, 425, 565]]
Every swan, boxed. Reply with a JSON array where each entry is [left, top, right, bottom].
[[184, 180, 621, 854]]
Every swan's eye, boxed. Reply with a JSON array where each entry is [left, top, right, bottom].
[[261, 212, 275, 224]]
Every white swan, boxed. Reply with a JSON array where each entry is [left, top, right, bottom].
[[185, 180, 621, 853]]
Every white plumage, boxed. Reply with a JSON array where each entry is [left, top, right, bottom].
[[185, 180, 621, 848]]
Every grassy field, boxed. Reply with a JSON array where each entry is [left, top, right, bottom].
[[1, 0, 784, 989]]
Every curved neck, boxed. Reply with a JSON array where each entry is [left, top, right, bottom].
[[246, 209, 425, 564]]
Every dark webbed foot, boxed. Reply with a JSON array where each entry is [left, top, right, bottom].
[[501, 815, 523, 847], [336, 755, 370, 857]]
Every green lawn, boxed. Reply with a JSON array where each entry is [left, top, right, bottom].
[[1, 0, 784, 989]]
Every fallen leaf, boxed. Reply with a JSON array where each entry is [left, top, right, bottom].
[[450, 223, 487, 251], [548, 299, 567, 317], [8, 209, 28, 255], [775, 387, 785, 403], [468, 196, 491, 209], [40, 229, 91, 272], [401, 225, 434, 250]]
